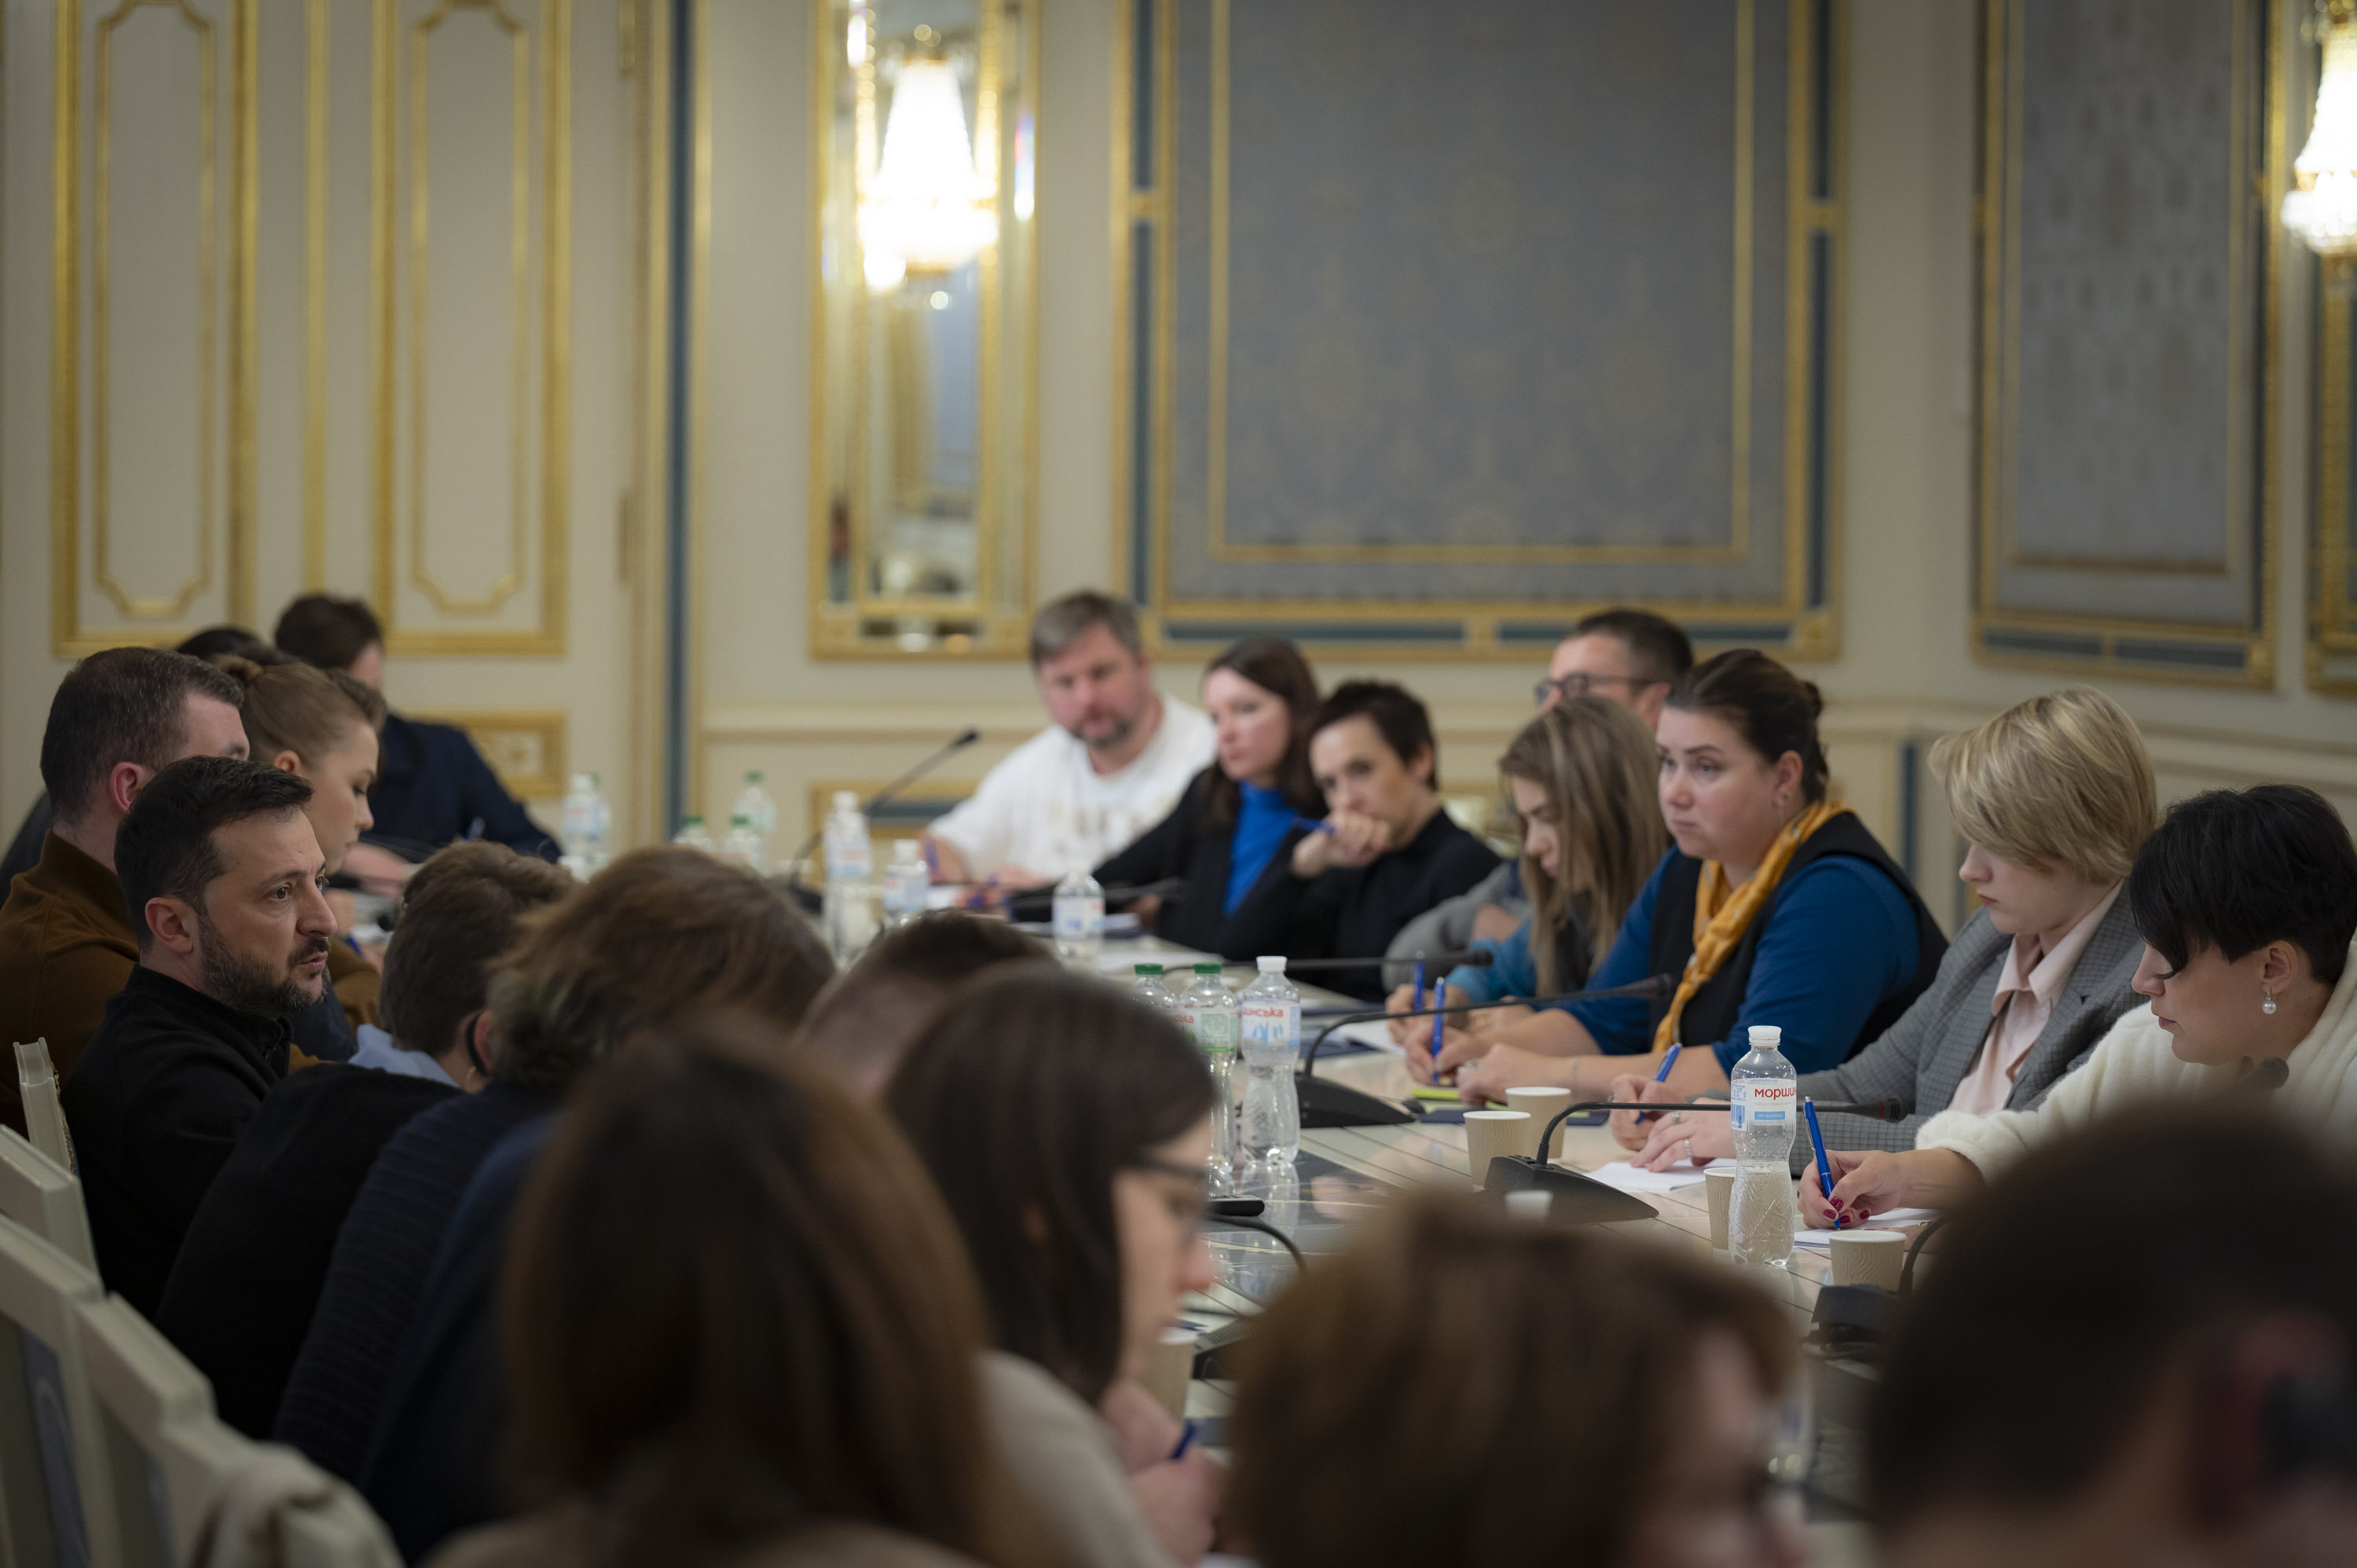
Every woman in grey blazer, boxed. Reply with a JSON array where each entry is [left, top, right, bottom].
[[1612, 687, 2157, 1171]]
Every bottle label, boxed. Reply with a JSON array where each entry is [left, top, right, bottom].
[[1733, 1081, 1794, 1127], [1239, 1001, 1298, 1064], [1052, 896, 1104, 940]]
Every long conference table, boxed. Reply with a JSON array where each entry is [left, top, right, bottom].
[[1085, 935, 1878, 1565]]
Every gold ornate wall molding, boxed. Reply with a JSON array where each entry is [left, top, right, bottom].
[[411, 706, 567, 796], [1970, 0, 2281, 687], [51, 0, 259, 656], [369, 0, 573, 657]]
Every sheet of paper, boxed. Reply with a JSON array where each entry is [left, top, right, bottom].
[[1317, 1020, 1402, 1054], [1790, 1206, 1937, 1247], [1582, 1159, 1711, 1193]]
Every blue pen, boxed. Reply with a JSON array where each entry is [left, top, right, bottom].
[[1802, 1098, 1844, 1229], [1291, 815, 1338, 835], [1170, 1419, 1198, 1461], [1638, 1043, 1682, 1123], [1428, 981, 1449, 1073]]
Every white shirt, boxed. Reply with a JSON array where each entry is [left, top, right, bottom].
[[929, 698, 1215, 880]]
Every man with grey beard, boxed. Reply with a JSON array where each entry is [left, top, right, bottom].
[[63, 757, 336, 1316]]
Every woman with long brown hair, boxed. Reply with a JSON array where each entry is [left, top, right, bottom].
[[1091, 636, 1323, 954], [1385, 696, 1666, 1042], [889, 968, 1221, 1568], [427, 1021, 1050, 1568]]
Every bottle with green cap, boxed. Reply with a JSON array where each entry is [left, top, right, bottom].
[[1128, 962, 1176, 1014], [1174, 962, 1239, 1185]]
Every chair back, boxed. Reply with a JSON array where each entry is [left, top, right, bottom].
[[73, 1296, 213, 1568], [0, 1127, 96, 1274], [13, 1041, 75, 1173], [0, 1216, 123, 1568], [73, 1296, 400, 1568]]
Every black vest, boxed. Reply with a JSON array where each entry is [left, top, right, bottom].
[[1645, 814, 1947, 1062]]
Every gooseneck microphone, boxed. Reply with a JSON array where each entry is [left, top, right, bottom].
[[780, 727, 981, 910], [1239, 950, 1497, 976]]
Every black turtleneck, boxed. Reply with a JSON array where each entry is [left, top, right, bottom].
[[60, 965, 290, 1316]]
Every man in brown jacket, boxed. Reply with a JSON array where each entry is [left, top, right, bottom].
[[0, 647, 248, 1133]]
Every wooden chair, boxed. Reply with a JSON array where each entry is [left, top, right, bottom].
[[0, 1215, 124, 1568], [0, 1126, 96, 1274], [13, 1039, 75, 1172], [74, 1295, 401, 1568]]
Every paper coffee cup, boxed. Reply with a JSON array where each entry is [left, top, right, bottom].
[[1502, 1086, 1573, 1159], [1463, 1110, 1533, 1189], [1142, 1324, 1197, 1419], [1828, 1229, 1908, 1290], [1704, 1167, 1736, 1251]]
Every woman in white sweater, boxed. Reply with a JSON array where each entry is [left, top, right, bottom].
[[1806, 785, 2357, 1229]]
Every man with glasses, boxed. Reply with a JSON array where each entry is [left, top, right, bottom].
[[1390, 608, 1696, 971], [1534, 607, 1695, 727]]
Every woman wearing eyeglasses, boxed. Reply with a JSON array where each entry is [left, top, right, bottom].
[[890, 968, 1222, 1568]]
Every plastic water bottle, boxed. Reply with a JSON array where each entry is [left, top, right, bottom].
[[1728, 1024, 1798, 1269], [671, 815, 715, 853], [1129, 962, 1177, 1013], [1051, 868, 1105, 964], [1237, 957, 1301, 1171], [733, 771, 778, 868], [1174, 962, 1240, 1185], [822, 791, 873, 888], [882, 840, 930, 928], [559, 773, 610, 879], [723, 813, 766, 874]]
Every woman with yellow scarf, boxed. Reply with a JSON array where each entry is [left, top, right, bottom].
[[1413, 650, 1946, 1105]]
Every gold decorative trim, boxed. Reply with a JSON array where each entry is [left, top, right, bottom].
[[304, 0, 328, 589], [1116, 0, 1843, 656], [50, 0, 260, 656], [806, 0, 1042, 661], [370, 0, 571, 657], [411, 708, 567, 798], [1971, 0, 2280, 687]]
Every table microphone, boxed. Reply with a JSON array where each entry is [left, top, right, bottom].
[[779, 727, 981, 910]]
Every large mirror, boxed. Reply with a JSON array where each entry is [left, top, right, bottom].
[[811, 0, 1036, 657]]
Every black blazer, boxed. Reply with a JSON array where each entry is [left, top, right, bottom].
[[1091, 768, 1314, 956]]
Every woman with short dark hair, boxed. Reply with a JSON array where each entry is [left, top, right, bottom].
[[889, 968, 1220, 1568], [1429, 649, 1946, 1103], [425, 1023, 1047, 1568], [1221, 679, 1502, 998], [1806, 784, 2357, 1226]]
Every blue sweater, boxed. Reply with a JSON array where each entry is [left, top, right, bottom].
[[1451, 850, 1921, 1075]]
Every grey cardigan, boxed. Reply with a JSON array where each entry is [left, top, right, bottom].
[[1796, 895, 2147, 1160]]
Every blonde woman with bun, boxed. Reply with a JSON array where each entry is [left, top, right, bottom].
[[1614, 687, 2157, 1182]]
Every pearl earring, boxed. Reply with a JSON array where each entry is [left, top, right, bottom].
[[2264, 986, 2278, 1016]]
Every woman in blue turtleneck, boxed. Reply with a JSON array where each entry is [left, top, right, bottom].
[[1092, 637, 1323, 956]]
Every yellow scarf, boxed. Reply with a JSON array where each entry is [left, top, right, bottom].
[[1651, 799, 1853, 1052]]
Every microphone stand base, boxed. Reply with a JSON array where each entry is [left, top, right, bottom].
[[1480, 1156, 1659, 1223], [1295, 1073, 1414, 1127]]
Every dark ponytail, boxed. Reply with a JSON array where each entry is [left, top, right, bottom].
[[1664, 650, 1829, 803]]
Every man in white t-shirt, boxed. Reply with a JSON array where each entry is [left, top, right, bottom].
[[926, 592, 1215, 888]]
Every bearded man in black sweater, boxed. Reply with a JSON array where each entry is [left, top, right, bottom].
[[61, 756, 335, 1316]]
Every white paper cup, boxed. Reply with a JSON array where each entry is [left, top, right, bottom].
[[1704, 1167, 1736, 1251], [1828, 1229, 1908, 1290], [1502, 1086, 1573, 1159], [1141, 1324, 1198, 1419], [1463, 1110, 1533, 1189]]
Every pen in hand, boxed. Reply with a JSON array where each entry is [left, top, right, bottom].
[[1637, 1043, 1682, 1123], [1802, 1097, 1844, 1229]]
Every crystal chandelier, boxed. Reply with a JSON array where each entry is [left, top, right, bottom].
[[859, 54, 999, 291], [2286, 0, 2357, 259]]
